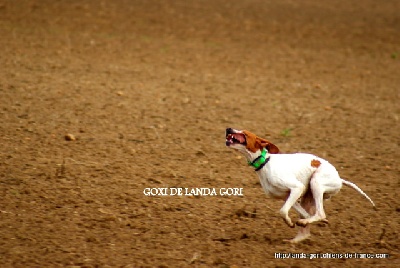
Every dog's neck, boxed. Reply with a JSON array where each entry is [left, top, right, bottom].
[[246, 148, 270, 171]]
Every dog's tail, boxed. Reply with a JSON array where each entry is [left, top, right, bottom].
[[341, 179, 376, 208]]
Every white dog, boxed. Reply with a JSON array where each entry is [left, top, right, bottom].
[[225, 128, 375, 243]]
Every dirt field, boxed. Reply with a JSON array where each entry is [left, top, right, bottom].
[[1, 0, 399, 267]]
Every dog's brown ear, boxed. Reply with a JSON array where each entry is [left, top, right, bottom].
[[243, 130, 280, 153], [258, 138, 280, 154]]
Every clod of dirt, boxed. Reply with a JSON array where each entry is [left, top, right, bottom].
[[195, 150, 206, 156], [189, 252, 201, 264], [182, 97, 190, 104], [234, 208, 257, 218], [64, 134, 76, 141], [240, 233, 249, 239]]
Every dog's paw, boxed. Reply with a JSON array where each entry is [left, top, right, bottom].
[[320, 218, 329, 225], [296, 219, 308, 227], [283, 218, 295, 228]]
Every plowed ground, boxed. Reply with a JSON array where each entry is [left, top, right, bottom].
[[0, 0, 399, 267]]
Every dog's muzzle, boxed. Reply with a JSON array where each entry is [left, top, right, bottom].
[[226, 128, 246, 146]]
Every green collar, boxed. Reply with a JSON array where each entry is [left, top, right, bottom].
[[248, 148, 270, 171]]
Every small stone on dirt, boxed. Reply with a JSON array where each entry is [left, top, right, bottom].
[[65, 134, 76, 141]]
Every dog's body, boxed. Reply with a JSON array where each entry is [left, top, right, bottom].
[[255, 153, 334, 199], [225, 128, 375, 243]]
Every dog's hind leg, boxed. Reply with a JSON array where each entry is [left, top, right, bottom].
[[297, 166, 341, 227]]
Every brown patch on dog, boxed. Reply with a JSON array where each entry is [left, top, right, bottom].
[[242, 130, 280, 154], [311, 159, 321, 168]]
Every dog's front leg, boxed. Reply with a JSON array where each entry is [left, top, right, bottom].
[[279, 183, 305, 228]]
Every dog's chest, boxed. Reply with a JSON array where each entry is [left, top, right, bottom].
[[257, 173, 288, 197], [256, 154, 319, 197]]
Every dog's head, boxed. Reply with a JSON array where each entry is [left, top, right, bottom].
[[225, 128, 279, 155]]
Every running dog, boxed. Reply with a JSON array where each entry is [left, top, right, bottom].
[[225, 128, 375, 243]]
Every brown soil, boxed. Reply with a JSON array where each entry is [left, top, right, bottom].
[[1, 0, 399, 267]]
